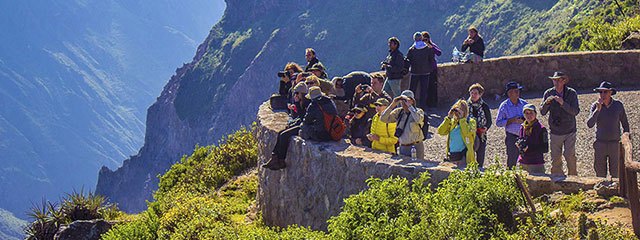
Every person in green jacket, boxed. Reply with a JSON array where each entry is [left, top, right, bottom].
[[367, 98, 398, 153], [437, 99, 477, 168]]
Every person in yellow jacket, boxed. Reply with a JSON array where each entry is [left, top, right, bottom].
[[367, 98, 398, 153], [437, 99, 477, 168]]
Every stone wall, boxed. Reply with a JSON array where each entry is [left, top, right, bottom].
[[256, 51, 639, 231], [436, 50, 640, 103]]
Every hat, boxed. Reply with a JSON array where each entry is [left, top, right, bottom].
[[293, 82, 308, 94], [308, 63, 325, 72], [413, 32, 423, 41], [373, 98, 390, 106], [306, 86, 323, 99], [504, 81, 523, 94], [400, 90, 415, 100], [522, 103, 537, 113], [548, 71, 568, 80], [351, 105, 367, 113], [593, 81, 617, 95]]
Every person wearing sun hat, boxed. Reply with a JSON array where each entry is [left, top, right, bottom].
[[300, 86, 338, 142], [380, 90, 425, 159], [347, 105, 371, 147], [540, 71, 580, 177], [517, 104, 549, 175], [587, 81, 630, 178], [496, 81, 528, 168], [368, 98, 398, 153]]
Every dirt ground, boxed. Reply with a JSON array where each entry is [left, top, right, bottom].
[[422, 87, 640, 177]]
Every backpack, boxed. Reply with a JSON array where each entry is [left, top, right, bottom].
[[318, 104, 346, 141], [421, 112, 430, 140], [269, 94, 289, 110]]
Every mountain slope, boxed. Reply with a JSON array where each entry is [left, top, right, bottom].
[[96, 0, 616, 212], [0, 0, 224, 219], [0, 208, 27, 240]]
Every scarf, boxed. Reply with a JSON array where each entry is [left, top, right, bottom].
[[467, 98, 487, 128], [522, 118, 538, 136], [414, 41, 427, 49]]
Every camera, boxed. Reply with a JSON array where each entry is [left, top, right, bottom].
[[516, 138, 528, 155], [277, 71, 291, 78], [360, 85, 370, 91], [394, 127, 404, 138]]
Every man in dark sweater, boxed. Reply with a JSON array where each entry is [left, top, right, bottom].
[[587, 81, 630, 178], [381, 37, 404, 98], [405, 32, 435, 110], [304, 48, 321, 72], [540, 72, 580, 176], [461, 27, 485, 63]]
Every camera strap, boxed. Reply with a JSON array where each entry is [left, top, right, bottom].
[[397, 111, 410, 131]]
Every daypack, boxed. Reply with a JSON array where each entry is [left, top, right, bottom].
[[318, 104, 346, 141], [421, 112, 430, 140], [269, 94, 288, 110]]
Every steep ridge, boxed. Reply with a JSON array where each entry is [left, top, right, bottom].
[[96, 0, 615, 212]]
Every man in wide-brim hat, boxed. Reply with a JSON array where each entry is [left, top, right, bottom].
[[540, 71, 580, 177], [496, 81, 529, 169], [587, 81, 629, 178]]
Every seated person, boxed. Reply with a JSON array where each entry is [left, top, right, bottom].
[[437, 99, 477, 168], [305, 75, 335, 97], [308, 62, 329, 79], [332, 77, 350, 118], [368, 98, 398, 153], [517, 104, 549, 175], [347, 105, 371, 147], [300, 86, 338, 142], [278, 62, 303, 97], [287, 82, 310, 121], [353, 72, 392, 120]]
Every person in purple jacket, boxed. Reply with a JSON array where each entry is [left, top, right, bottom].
[[517, 104, 549, 175], [422, 31, 441, 109]]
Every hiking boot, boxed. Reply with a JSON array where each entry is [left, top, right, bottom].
[[262, 154, 286, 170]]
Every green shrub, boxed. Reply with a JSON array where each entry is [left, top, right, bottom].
[[101, 206, 160, 240]]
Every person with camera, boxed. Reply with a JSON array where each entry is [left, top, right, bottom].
[[263, 82, 310, 171], [353, 72, 392, 120], [517, 104, 549, 175], [496, 81, 528, 169], [461, 27, 485, 63], [332, 71, 372, 107], [381, 37, 404, 98], [540, 71, 579, 177], [380, 90, 425, 159], [422, 31, 442, 109], [405, 32, 436, 110], [368, 98, 398, 153], [278, 62, 303, 97], [437, 99, 477, 168], [467, 83, 492, 168], [587, 81, 630, 178], [347, 105, 372, 147]]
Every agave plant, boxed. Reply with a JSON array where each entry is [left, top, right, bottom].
[[25, 199, 63, 239], [60, 188, 105, 223]]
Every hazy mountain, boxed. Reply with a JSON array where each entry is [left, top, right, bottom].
[[96, 0, 609, 212], [0, 208, 27, 240], [0, 0, 225, 219]]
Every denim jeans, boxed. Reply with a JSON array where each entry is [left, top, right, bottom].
[[383, 78, 402, 98]]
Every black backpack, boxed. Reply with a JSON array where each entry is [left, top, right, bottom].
[[421, 112, 429, 140]]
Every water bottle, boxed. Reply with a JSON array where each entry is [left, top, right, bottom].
[[396, 146, 400, 155], [411, 146, 417, 161], [452, 47, 460, 63]]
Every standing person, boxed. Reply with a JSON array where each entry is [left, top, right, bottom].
[[517, 104, 549, 175], [264, 82, 310, 170], [422, 31, 441, 109], [495, 82, 528, 169], [332, 71, 371, 107], [587, 82, 630, 178], [461, 27, 485, 63], [468, 83, 492, 168], [540, 71, 579, 177], [381, 37, 404, 98], [380, 90, 425, 159], [348, 106, 371, 147], [368, 98, 398, 153], [353, 72, 392, 120], [405, 32, 436, 110], [304, 48, 321, 72], [437, 99, 477, 169]]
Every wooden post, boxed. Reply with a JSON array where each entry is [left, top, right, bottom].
[[620, 141, 627, 197], [626, 169, 640, 237], [515, 175, 536, 223]]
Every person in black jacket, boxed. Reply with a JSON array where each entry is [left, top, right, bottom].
[[304, 48, 322, 72], [467, 83, 493, 168], [381, 37, 404, 98], [278, 62, 303, 97], [347, 106, 372, 147], [300, 86, 337, 142], [405, 32, 436, 110], [332, 71, 372, 107], [461, 27, 485, 63]]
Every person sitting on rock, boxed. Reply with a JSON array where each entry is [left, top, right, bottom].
[[353, 72, 392, 120], [540, 71, 579, 177], [279, 62, 303, 97], [305, 75, 335, 97], [467, 83, 492, 168], [437, 99, 477, 169], [300, 86, 338, 142], [367, 98, 398, 153], [347, 105, 371, 147], [517, 104, 549, 175], [263, 82, 310, 171], [587, 81, 630, 178], [380, 90, 425, 159], [331, 77, 350, 118], [461, 26, 485, 63], [496, 81, 528, 169], [309, 62, 329, 80], [304, 48, 322, 73]]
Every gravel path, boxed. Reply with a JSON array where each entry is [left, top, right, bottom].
[[422, 88, 640, 177]]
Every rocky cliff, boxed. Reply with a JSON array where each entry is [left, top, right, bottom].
[[96, 0, 618, 212]]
